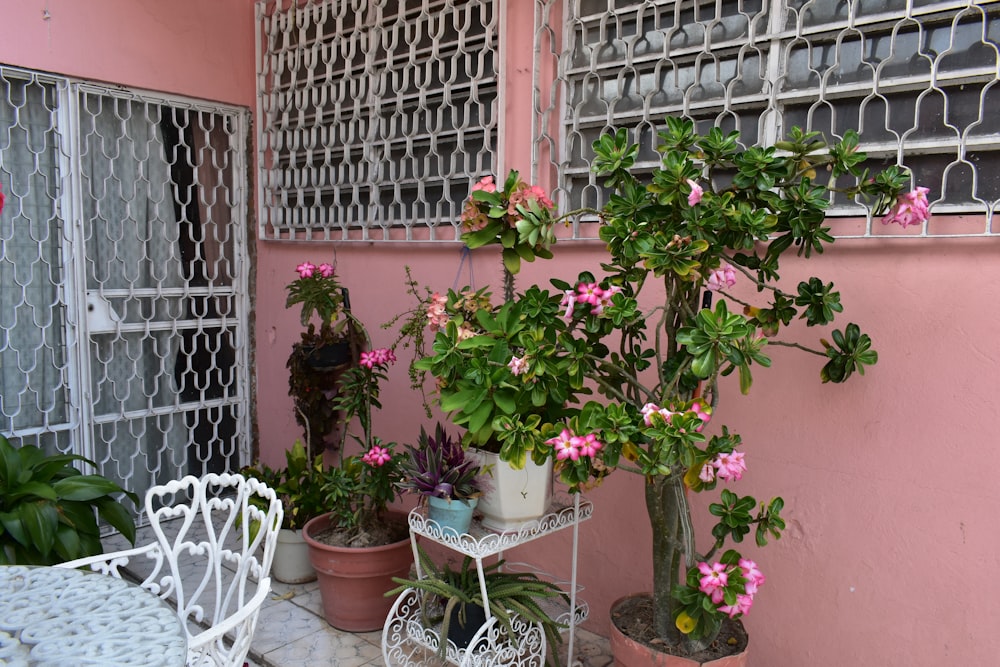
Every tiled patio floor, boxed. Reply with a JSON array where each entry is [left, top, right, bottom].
[[245, 576, 614, 667], [103, 525, 613, 666]]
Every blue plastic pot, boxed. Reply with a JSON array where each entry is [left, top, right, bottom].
[[427, 496, 478, 538]]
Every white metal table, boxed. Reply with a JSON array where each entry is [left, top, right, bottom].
[[0, 564, 187, 667]]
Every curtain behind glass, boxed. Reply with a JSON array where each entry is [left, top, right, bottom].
[[79, 95, 187, 498], [0, 75, 67, 447]]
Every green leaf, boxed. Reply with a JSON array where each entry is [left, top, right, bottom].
[[502, 248, 522, 275], [94, 497, 137, 546], [19, 501, 58, 558], [53, 475, 123, 501]]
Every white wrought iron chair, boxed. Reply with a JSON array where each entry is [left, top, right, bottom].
[[58, 473, 283, 667]]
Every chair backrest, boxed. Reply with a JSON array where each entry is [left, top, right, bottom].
[[145, 473, 283, 663]]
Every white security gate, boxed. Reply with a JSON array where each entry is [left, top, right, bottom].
[[0, 68, 251, 521]]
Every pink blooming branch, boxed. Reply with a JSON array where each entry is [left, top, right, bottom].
[[881, 186, 930, 228]]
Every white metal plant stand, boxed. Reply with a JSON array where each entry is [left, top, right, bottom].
[[382, 494, 592, 667]]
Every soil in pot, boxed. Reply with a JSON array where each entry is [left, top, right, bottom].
[[309, 516, 409, 548], [612, 594, 748, 664]]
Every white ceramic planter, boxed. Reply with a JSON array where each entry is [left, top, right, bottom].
[[470, 450, 553, 532], [271, 528, 317, 584]]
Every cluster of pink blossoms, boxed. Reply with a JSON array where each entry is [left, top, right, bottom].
[[460, 176, 555, 232], [361, 444, 392, 467], [697, 558, 766, 619], [640, 401, 711, 430], [545, 428, 603, 462], [425, 292, 449, 332], [881, 187, 931, 229], [295, 261, 335, 279], [706, 263, 737, 291], [360, 347, 396, 369], [560, 282, 622, 321], [698, 450, 747, 483]]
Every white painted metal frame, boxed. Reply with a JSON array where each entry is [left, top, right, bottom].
[[536, 0, 1000, 239], [58, 473, 284, 667], [382, 494, 591, 667], [0, 65, 254, 524], [255, 0, 503, 242]]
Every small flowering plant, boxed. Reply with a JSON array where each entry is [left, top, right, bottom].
[[415, 117, 923, 654], [286, 260, 351, 338], [320, 346, 408, 541], [460, 170, 558, 290]]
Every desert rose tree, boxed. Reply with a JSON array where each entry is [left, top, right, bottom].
[[416, 117, 922, 653]]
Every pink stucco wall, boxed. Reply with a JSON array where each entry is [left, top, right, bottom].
[[4, 1, 999, 665], [0, 0, 256, 106]]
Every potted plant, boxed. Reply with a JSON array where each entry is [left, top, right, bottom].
[[411, 174, 571, 530], [241, 438, 325, 583], [387, 544, 569, 665], [0, 433, 138, 565], [414, 118, 920, 664], [285, 260, 364, 455], [397, 422, 483, 537], [301, 343, 414, 632]]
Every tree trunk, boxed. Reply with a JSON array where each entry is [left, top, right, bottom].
[[645, 473, 685, 644]]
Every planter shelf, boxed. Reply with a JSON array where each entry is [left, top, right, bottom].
[[382, 494, 592, 667]]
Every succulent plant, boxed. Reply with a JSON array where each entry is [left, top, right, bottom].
[[398, 423, 482, 501]]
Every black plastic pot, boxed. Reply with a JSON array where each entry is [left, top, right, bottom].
[[301, 342, 352, 371], [447, 601, 488, 650]]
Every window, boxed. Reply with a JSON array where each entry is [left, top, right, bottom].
[[256, 0, 500, 241], [540, 0, 1000, 237]]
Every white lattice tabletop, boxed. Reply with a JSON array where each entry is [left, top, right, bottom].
[[0, 564, 187, 667]]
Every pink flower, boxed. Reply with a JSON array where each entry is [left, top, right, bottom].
[[686, 179, 703, 206], [697, 562, 728, 595], [882, 186, 930, 228], [508, 355, 528, 376], [360, 348, 396, 369], [706, 263, 737, 291], [596, 285, 622, 313], [426, 293, 449, 331], [574, 433, 603, 458], [640, 402, 674, 426], [560, 290, 578, 321], [699, 463, 716, 483], [295, 262, 316, 278], [547, 429, 580, 461], [362, 445, 392, 467], [640, 403, 660, 426], [471, 175, 496, 193], [739, 559, 766, 595], [317, 263, 335, 278], [691, 401, 711, 432], [713, 450, 747, 482], [718, 593, 754, 619], [524, 184, 555, 210], [576, 282, 602, 306], [456, 323, 476, 341]]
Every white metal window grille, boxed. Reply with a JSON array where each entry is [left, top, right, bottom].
[[0, 66, 251, 522], [256, 0, 501, 241], [535, 0, 1000, 238]]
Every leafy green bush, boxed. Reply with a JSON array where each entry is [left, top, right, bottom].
[[0, 434, 137, 565]]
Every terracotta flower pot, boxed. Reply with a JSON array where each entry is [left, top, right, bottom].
[[609, 594, 748, 667], [303, 512, 413, 631]]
